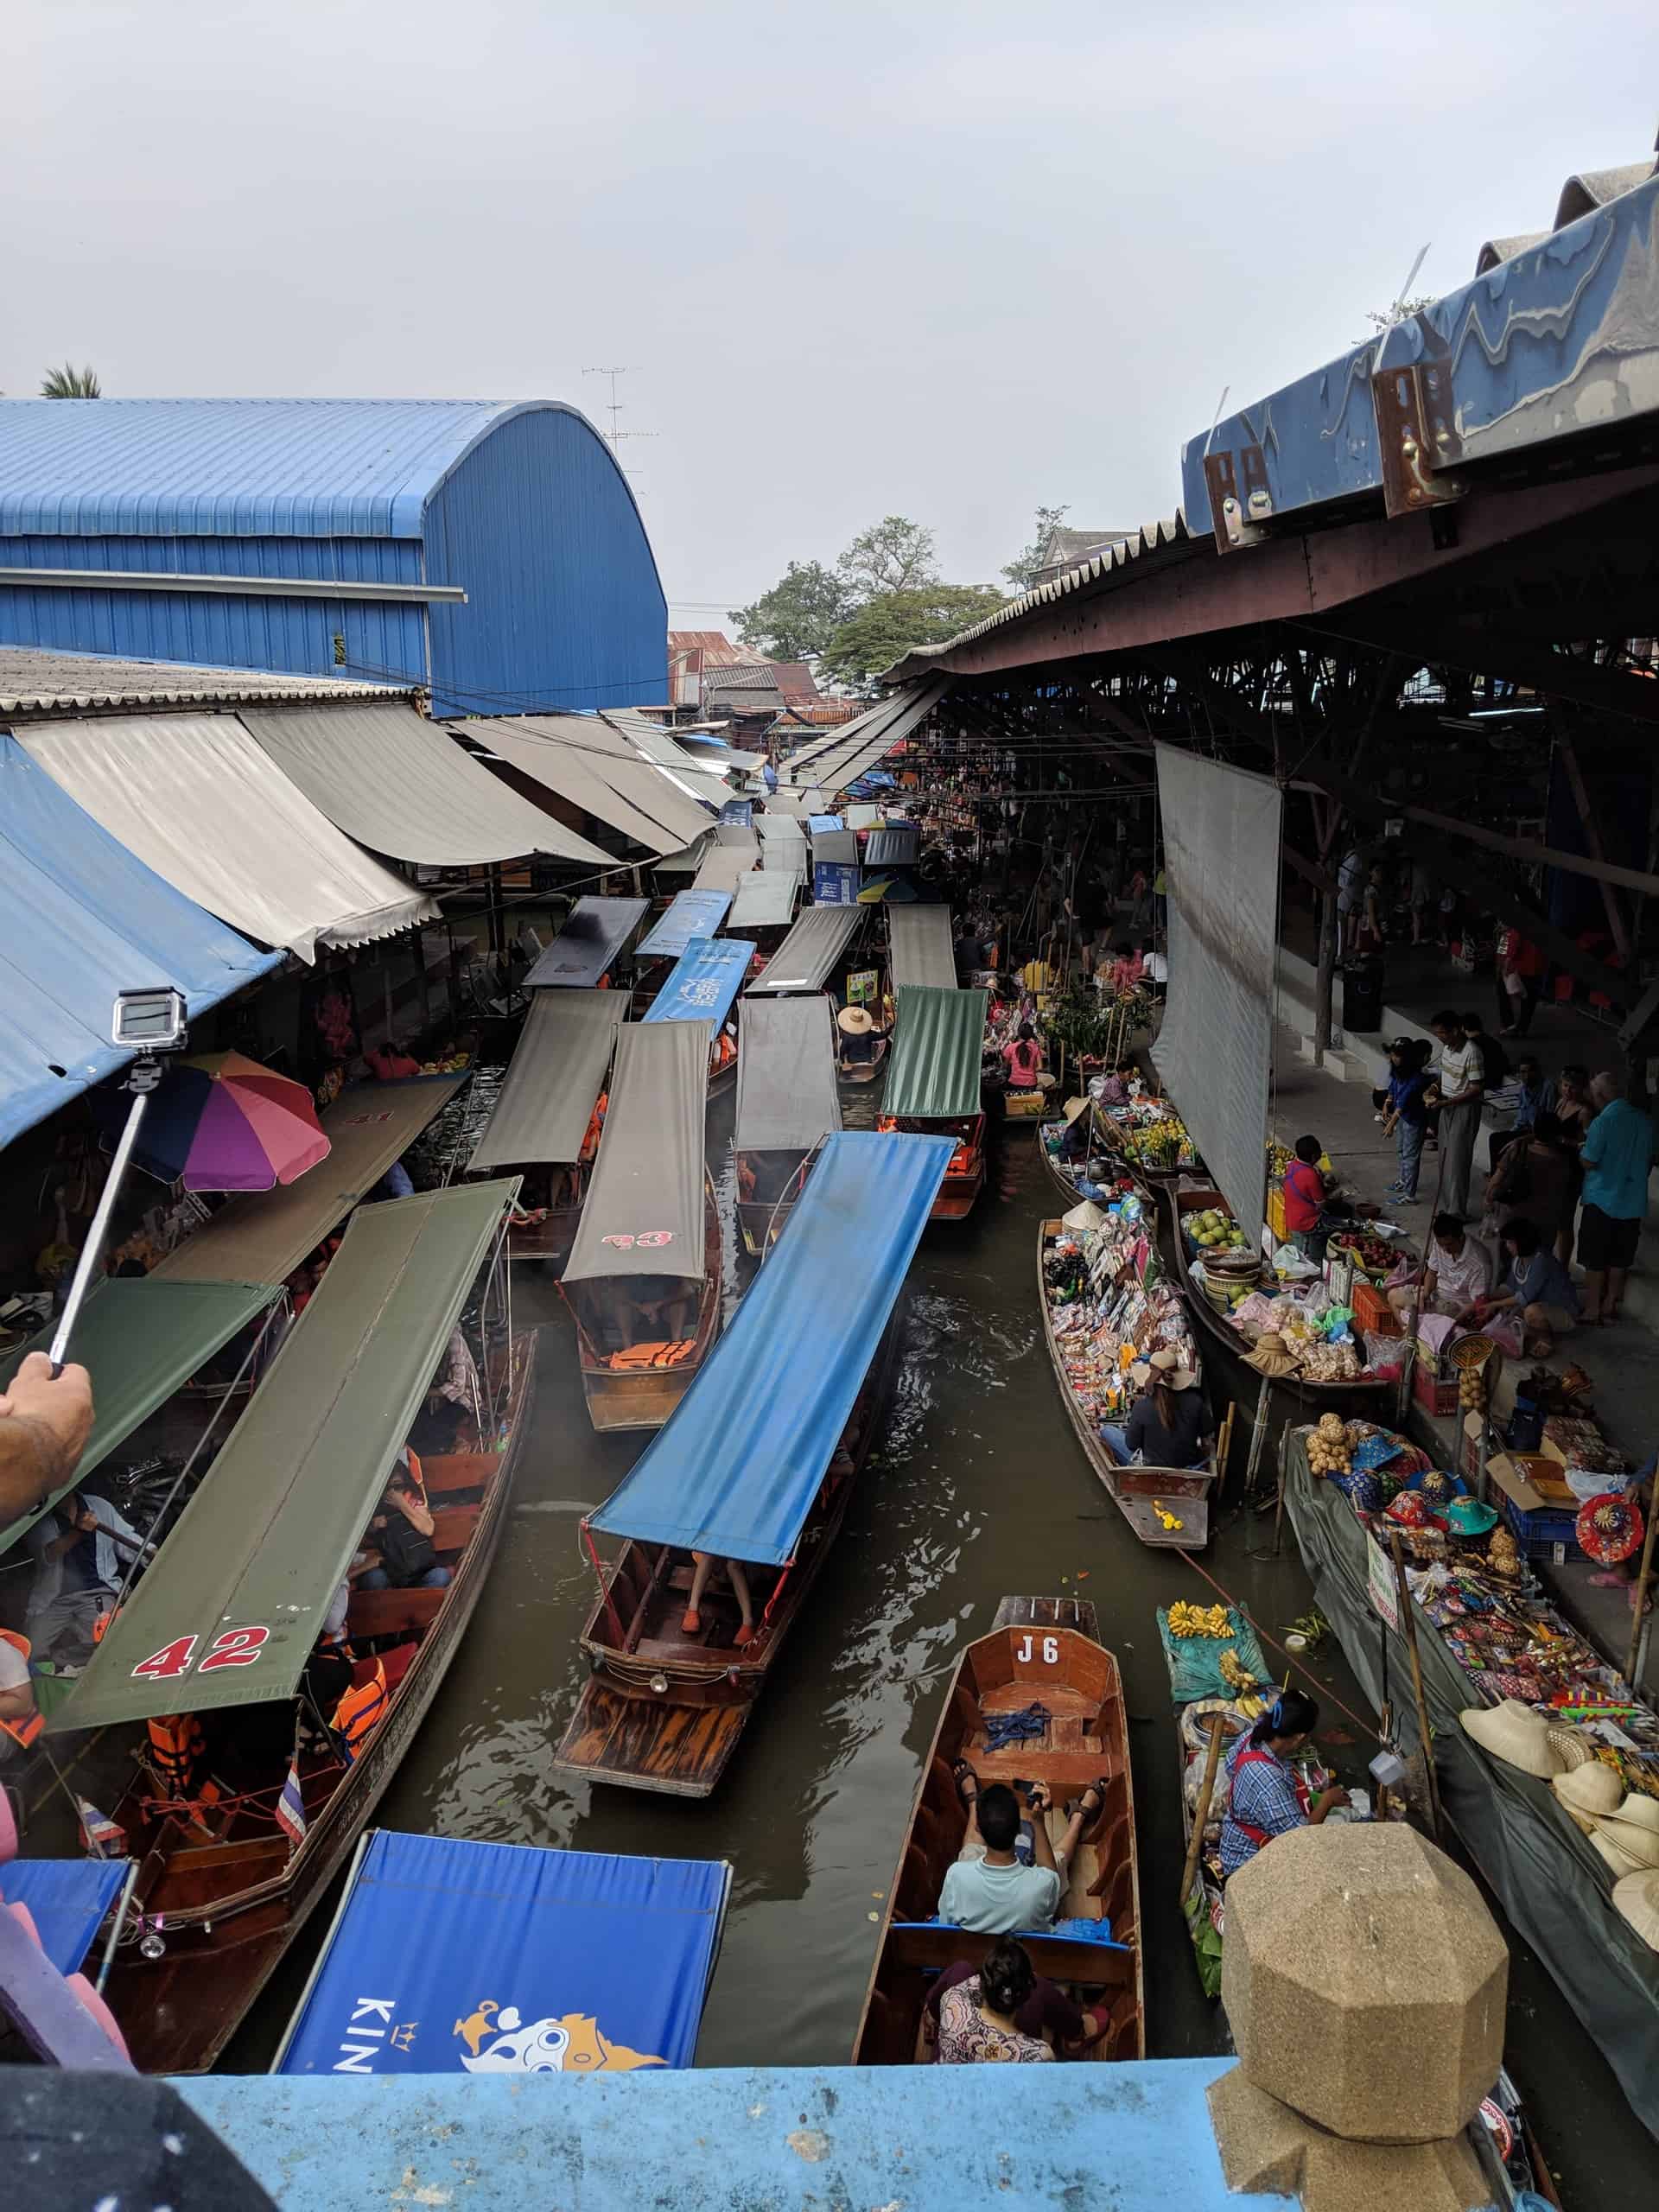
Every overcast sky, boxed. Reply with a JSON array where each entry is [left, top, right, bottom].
[[10, 4, 1658, 629]]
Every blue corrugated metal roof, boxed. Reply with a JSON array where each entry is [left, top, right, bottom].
[[0, 398, 607, 540]]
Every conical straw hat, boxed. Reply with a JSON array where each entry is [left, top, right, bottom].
[[1062, 1200, 1108, 1234], [1612, 1867, 1659, 1950], [1553, 1762, 1624, 1817], [1460, 1699, 1561, 1779], [1591, 1827, 1649, 1878]]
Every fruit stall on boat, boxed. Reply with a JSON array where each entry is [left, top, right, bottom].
[[641, 934, 754, 1096], [560, 1024, 721, 1433], [40, 1181, 531, 2075], [463, 988, 624, 1264], [733, 994, 842, 1257], [879, 984, 989, 1221], [1038, 1199, 1215, 1547], [555, 1130, 952, 1797]]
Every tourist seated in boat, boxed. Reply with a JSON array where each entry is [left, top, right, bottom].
[[930, 1937, 1054, 2064], [0, 1626, 41, 1760], [299, 1581, 356, 1738], [941, 1772, 1108, 1934], [1218, 1689, 1350, 1880], [0, 1349, 92, 1524], [24, 1487, 145, 1663], [922, 1943, 1110, 2062], [1001, 1022, 1046, 1093], [682, 1553, 755, 1646], [353, 1458, 450, 1592], [1099, 1348, 1211, 1471], [416, 1325, 481, 1452]]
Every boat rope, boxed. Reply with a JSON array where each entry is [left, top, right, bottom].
[[1173, 1548, 1377, 1741]]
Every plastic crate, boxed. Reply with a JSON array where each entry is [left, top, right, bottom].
[[1412, 1363, 1459, 1417], [1500, 1496, 1583, 1563], [1352, 1280, 1401, 1337]]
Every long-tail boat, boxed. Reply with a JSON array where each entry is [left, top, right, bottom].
[[642, 934, 754, 1099], [553, 1129, 952, 1796], [880, 983, 989, 1220], [44, 1181, 532, 2075], [466, 988, 623, 1266], [733, 995, 842, 1256], [853, 1599, 1143, 2064], [561, 1024, 721, 1432]]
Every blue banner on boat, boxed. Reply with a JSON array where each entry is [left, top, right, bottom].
[[276, 1832, 731, 2077], [807, 814, 842, 834], [813, 862, 861, 906], [719, 799, 753, 826], [642, 937, 754, 1030], [590, 1131, 952, 1565], [639, 889, 733, 959], [2, 1857, 130, 1975]]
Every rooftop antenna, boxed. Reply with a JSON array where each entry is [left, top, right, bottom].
[[582, 366, 658, 475], [1386, 242, 1432, 325]]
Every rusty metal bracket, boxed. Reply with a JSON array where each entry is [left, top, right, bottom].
[[1202, 447, 1271, 551], [1372, 359, 1465, 519]]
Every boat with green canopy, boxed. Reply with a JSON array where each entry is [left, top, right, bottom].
[[46, 1179, 533, 2075], [879, 984, 989, 1220]]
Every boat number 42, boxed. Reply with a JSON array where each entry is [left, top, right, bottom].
[[1016, 1633, 1061, 1664], [130, 1626, 270, 1680]]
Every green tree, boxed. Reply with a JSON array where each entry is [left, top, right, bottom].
[[836, 514, 938, 597], [1001, 503, 1070, 594], [819, 583, 1005, 689], [40, 362, 102, 397], [729, 560, 849, 659]]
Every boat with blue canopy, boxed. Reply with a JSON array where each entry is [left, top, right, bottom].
[[555, 1129, 952, 1796], [641, 934, 755, 1096], [274, 1830, 730, 2076]]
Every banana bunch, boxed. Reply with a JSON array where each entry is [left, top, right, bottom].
[[1168, 1600, 1231, 1640], [1218, 1648, 1259, 1692]]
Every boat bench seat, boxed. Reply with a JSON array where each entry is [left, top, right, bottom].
[[882, 1922, 1135, 1989], [350, 1641, 418, 1693], [346, 1586, 446, 1641], [431, 1504, 482, 1555], [422, 1452, 498, 1497]]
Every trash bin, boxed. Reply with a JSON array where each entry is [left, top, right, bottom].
[[1340, 959, 1384, 1033]]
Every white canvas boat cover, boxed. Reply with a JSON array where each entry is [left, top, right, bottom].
[[693, 843, 760, 895], [455, 717, 688, 855], [16, 713, 435, 962], [728, 873, 799, 930], [563, 1023, 709, 1285], [468, 990, 623, 1169], [744, 905, 863, 995], [887, 905, 957, 990], [734, 995, 842, 1153]]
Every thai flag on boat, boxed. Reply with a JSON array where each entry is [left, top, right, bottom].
[[74, 1797, 125, 1858], [275, 1759, 307, 1851]]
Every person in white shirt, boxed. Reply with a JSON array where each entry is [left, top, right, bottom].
[[1429, 1009, 1484, 1218]]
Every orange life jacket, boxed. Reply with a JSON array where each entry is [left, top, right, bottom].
[[0, 1628, 43, 1751], [146, 1713, 205, 1793], [332, 1660, 389, 1764], [580, 1091, 608, 1165], [949, 1141, 977, 1176], [714, 1032, 737, 1069], [607, 1338, 695, 1372]]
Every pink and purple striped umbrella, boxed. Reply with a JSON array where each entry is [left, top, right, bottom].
[[135, 1051, 331, 1192]]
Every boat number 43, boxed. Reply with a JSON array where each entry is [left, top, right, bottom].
[[1015, 1633, 1061, 1664], [599, 1230, 675, 1249], [130, 1626, 271, 1680]]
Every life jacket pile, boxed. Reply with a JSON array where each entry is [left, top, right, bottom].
[[0, 1628, 42, 1752], [607, 1339, 696, 1371], [146, 1713, 206, 1796]]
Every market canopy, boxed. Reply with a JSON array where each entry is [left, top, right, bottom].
[[590, 1132, 950, 1563], [810, 828, 858, 867], [691, 844, 758, 896], [643, 937, 754, 1030], [467, 990, 623, 1171], [755, 814, 804, 843], [728, 872, 798, 930], [0, 736, 282, 1148], [884, 985, 988, 1119], [276, 1833, 730, 2077], [477, 717, 712, 851], [607, 709, 730, 815], [1, 1859, 131, 1977], [743, 906, 863, 995], [16, 714, 436, 963], [563, 1024, 709, 1287], [888, 905, 956, 991], [639, 888, 731, 958], [734, 995, 842, 1154], [50, 1179, 518, 1732], [781, 694, 905, 776], [808, 814, 843, 836], [717, 802, 753, 828], [152, 1075, 466, 1286], [864, 823, 919, 868], [238, 704, 611, 868], [844, 803, 881, 830], [524, 898, 649, 989], [0, 1276, 279, 1556], [798, 678, 949, 792]]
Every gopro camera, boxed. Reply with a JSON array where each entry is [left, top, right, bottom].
[[111, 987, 188, 1053]]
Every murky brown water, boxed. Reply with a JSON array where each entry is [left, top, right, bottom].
[[228, 1088, 1648, 2201]]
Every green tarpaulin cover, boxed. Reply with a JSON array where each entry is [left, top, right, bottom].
[[49, 1179, 518, 1732], [883, 985, 987, 1119], [0, 1277, 277, 1557]]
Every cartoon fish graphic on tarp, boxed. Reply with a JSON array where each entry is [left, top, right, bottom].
[[454, 2001, 664, 2072]]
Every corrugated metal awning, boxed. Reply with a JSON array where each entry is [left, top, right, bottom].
[[468, 990, 623, 1170], [461, 719, 683, 855], [864, 823, 919, 868], [524, 897, 649, 988], [744, 905, 864, 995], [887, 906, 957, 991], [16, 713, 435, 962], [734, 995, 842, 1154], [238, 703, 610, 868], [884, 985, 988, 1119], [482, 715, 714, 850], [729, 873, 798, 929], [564, 1024, 709, 1285]]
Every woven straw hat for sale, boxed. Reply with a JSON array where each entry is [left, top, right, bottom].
[[1244, 1332, 1299, 1378], [1591, 1827, 1651, 1878], [1552, 1760, 1624, 1832], [1599, 1794, 1659, 1869], [1459, 1699, 1563, 1780], [1613, 1867, 1659, 1950]]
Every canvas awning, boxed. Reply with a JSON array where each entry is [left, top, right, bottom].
[[728, 873, 798, 930], [50, 1179, 518, 1732], [717, 804, 753, 830], [884, 985, 988, 1118], [276, 1834, 730, 2077], [0, 1859, 131, 1977], [760, 842, 808, 882], [810, 829, 858, 866], [643, 937, 753, 1031], [16, 714, 435, 962], [808, 814, 842, 835], [238, 703, 611, 868], [0, 737, 282, 1147], [606, 710, 730, 815], [589, 1133, 950, 1562], [0, 1277, 279, 1556], [795, 679, 949, 793], [887, 906, 956, 991], [691, 844, 758, 896], [563, 1024, 709, 1286], [152, 1076, 466, 1285], [743, 906, 863, 995], [864, 824, 918, 868], [844, 803, 881, 830], [524, 898, 649, 989], [467, 990, 623, 1171], [639, 888, 731, 958], [755, 814, 804, 842], [734, 995, 841, 1154], [780, 694, 904, 775], [473, 716, 712, 851]]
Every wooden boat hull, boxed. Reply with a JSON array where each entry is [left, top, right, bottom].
[[931, 1158, 984, 1220], [708, 1056, 738, 1100], [1038, 1219, 1213, 1548], [105, 1341, 537, 2075], [575, 1188, 722, 1433], [507, 1204, 581, 1266], [837, 1038, 889, 1085], [1038, 1119, 1091, 1204], [853, 1607, 1144, 2065]]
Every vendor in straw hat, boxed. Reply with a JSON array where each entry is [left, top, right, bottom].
[[1100, 1345, 1213, 1471], [836, 1000, 883, 1066]]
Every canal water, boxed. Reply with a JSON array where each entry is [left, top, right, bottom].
[[232, 1087, 1644, 2202]]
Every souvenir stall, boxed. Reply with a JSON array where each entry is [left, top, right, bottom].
[[1285, 1421, 1659, 2138], [1171, 1187, 1381, 1395]]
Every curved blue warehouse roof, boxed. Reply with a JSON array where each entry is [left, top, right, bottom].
[[0, 397, 631, 540]]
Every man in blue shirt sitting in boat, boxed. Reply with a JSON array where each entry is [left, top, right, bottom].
[[938, 1769, 1108, 1935]]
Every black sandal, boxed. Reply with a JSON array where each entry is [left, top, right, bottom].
[[951, 1758, 980, 1808]]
